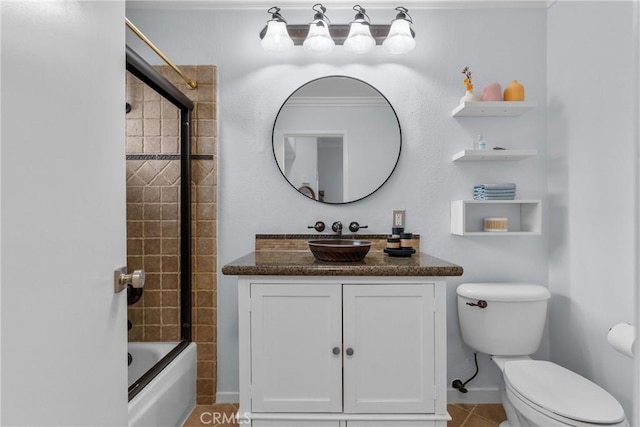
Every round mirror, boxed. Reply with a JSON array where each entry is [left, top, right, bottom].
[[272, 76, 401, 204]]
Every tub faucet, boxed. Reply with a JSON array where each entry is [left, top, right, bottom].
[[331, 221, 343, 236]]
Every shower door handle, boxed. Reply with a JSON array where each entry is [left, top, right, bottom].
[[114, 266, 145, 293]]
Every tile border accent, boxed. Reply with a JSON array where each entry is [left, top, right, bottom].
[[126, 154, 214, 160]]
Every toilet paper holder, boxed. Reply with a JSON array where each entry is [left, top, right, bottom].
[[608, 322, 636, 358]]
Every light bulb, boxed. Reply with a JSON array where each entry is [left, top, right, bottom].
[[344, 5, 376, 54], [344, 21, 375, 54], [303, 20, 335, 54], [383, 18, 415, 54], [261, 19, 293, 52]]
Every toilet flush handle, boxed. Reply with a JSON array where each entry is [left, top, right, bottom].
[[466, 300, 488, 308]]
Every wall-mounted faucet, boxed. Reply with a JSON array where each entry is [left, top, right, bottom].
[[332, 221, 343, 236], [349, 221, 369, 233], [307, 221, 326, 232]]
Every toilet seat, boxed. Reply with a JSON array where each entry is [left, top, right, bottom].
[[504, 360, 626, 426]]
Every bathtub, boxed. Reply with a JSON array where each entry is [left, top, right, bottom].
[[128, 341, 196, 427]]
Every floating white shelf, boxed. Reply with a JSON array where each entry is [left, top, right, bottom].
[[452, 149, 538, 162], [452, 101, 537, 117], [451, 200, 542, 236]]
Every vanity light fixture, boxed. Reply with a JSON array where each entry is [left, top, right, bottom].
[[259, 4, 416, 55], [343, 5, 376, 54], [303, 4, 335, 54], [382, 7, 416, 54], [261, 6, 294, 52]]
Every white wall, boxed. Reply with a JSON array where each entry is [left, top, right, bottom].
[[126, 5, 549, 402], [547, 0, 637, 421]]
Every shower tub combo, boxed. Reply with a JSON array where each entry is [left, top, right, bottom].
[[125, 45, 197, 427], [128, 342, 197, 427]]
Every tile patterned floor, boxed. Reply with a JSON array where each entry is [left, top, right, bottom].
[[183, 403, 507, 426], [448, 403, 507, 427], [183, 404, 239, 427]]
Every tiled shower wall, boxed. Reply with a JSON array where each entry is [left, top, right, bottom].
[[126, 65, 217, 404]]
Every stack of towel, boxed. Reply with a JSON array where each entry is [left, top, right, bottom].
[[473, 183, 516, 200]]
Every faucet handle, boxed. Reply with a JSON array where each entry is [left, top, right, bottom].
[[349, 221, 369, 233], [307, 221, 326, 232]]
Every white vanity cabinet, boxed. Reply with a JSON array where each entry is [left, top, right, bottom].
[[237, 276, 449, 427]]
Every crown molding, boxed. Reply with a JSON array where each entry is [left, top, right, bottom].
[[127, 0, 552, 10]]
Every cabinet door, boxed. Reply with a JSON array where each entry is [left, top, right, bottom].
[[343, 285, 435, 413], [251, 284, 343, 413]]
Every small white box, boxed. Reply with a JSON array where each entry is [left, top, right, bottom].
[[484, 217, 508, 232]]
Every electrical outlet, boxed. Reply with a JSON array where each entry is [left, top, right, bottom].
[[392, 210, 405, 228]]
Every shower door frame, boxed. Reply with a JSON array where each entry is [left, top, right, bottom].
[[125, 45, 193, 401]]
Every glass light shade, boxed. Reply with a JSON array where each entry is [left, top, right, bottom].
[[343, 22, 376, 54], [383, 18, 416, 54], [303, 21, 335, 54], [261, 20, 293, 52]]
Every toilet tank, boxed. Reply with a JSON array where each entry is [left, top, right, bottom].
[[457, 283, 551, 356]]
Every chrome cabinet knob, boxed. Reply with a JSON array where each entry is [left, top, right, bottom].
[[332, 346, 341, 355], [346, 348, 354, 356]]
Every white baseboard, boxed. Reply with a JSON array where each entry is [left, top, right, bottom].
[[215, 391, 240, 404], [447, 388, 501, 404]]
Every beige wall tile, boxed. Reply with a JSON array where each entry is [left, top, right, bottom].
[[127, 119, 143, 137], [144, 204, 161, 221], [163, 273, 179, 290], [143, 136, 161, 153], [143, 118, 161, 136], [126, 136, 143, 153], [127, 204, 143, 221], [143, 186, 161, 203], [126, 66, 217, 405], [162, 101, 179, 120], [144, 101, 161, 119], [196, 119, 215, 138], [196, 66, 216, 83], [143, 84, 161, 101], [161, 136, 179, 154], [145, 238, 161, 255]]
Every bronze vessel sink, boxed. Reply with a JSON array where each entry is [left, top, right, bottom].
[[308, 239, 372, 262]]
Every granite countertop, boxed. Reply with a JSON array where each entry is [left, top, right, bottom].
[[222, 251, 463, 277]]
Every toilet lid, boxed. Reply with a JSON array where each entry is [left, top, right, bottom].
[[504, 360, 625, 424]]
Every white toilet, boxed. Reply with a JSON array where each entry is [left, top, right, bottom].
[[456, 282, 628, 427]]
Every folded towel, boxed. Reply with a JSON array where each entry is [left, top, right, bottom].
[[474, 183, 517, 191], [474, 194, 516, 200], [474, 189, 517, 195]]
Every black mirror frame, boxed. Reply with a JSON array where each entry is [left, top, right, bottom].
[[272, 75, 402, 205]]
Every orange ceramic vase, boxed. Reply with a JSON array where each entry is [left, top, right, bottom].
[[504, 80, 525, 101]]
